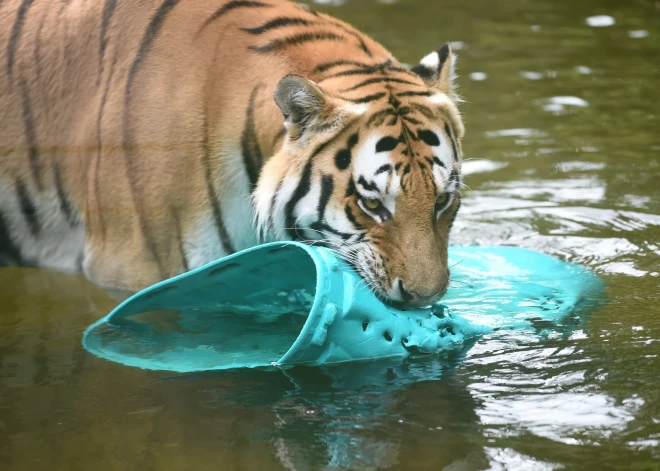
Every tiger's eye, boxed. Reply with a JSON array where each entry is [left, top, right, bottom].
[[435, 193, 449, 206], [364, 198, 381, 210]]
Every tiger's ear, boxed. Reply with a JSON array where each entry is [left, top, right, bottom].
[[411, 43, 458, 99], [274, 75, 331, 140]]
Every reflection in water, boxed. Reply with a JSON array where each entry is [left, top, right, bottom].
[[2, 0, 660, 469]]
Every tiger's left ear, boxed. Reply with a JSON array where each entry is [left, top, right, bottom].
[[411, 43, 458, 99], [274, 75, 334, 141]]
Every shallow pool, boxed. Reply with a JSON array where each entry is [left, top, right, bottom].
[[1, 0, 658, 469]]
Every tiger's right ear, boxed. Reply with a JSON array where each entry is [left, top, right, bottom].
[[274, 75, 331, 140], [411, 43, 458, 100]]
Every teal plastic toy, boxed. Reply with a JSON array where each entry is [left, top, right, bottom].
[[82, 242, 606, 372]]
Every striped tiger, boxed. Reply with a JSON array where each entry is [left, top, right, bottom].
[[0, 0, 464, 306]]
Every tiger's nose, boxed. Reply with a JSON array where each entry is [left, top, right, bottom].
[[395, 277, 449, 307]]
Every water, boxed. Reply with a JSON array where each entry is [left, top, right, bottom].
[[1, 0, 659, 469]]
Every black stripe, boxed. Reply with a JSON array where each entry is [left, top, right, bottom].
[[343, 92, 386, 104], [410, 103, 435, 119], [19, 80, 42, 190], [449, 169, 459, 186], [445, 123, 458, 161], [344, 205, 363, 230], [358, 176, 378, 192], [449, 196, 461, 230], [329, 21, 372, 57], [7, 0, 35, 79], [376, 136, 398, 153], [375, 164, 392, 175], [341, 77, 420, 93], [335, 149, 351, 171], [125, 0, 179, 109], [94, 54, 117, 241], [314, 60, 370, 74], [250, 32, 346, 54], [0, 210, 23, 266], [98, 0, 117, 84], [367, 108, 395, 127], [267, 180, 282, 232], [123, 0, 180, 275], [53, 163, 76, 225], [317, 174, 334, 220], [171, 209, 189, 273], [242, 16, 315, 35], [202, 116, 235, 254], [16, 179, 40, 237], [268, 180, 282, 229], [322, 60, 393, 79], [310, 221, 353, 241], [395, 90, 433, 98], [345, 178, 356, 197], [241, 85, 264, 190], [401, 115, 421, 125], [200, 1, 272, 32], [284, 161, 313, 240], [324, 68, 380, 79]]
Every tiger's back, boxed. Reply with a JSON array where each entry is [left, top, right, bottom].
[[0, 0, 465, 304]]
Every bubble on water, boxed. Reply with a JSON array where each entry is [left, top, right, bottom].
[[575, 65, 593, 74], [530, 25, 542, 33], [521, 71, 544, 80], [628, 30, 649, 39], [599, 262, 648, 277], [470, 72, 488, 81], [485, 128, 549, 139], [485, 447, 562, 471], [462, 160, 508, 176], [586, 15, 615, 27], [555, 161, 606, 172], [540, 96, 589, 114]]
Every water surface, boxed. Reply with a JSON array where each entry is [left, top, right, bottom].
[[1, 0, 659, 469]]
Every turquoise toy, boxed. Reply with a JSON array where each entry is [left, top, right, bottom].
[[82, 242, 606, 372]]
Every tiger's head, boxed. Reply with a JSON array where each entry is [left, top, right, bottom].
[[254, 44, 464, 307]]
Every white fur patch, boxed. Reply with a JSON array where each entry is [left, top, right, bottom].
[[420, 51, 440, 70], [343, 102, 369, 116], [266, 174, 301, 240], [352, 134, 400, 216], [428, 93, 453, 107], [0, 179, 84, 272], [216, 149, 259, 251]]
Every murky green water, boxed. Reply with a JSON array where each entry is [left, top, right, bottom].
[[1, 0, 659, 469]]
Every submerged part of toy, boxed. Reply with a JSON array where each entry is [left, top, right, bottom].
[[82, 242, 606, 372]]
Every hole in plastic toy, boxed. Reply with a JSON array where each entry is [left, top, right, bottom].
[[362, 321, 369, 331], [383, 331, 393, 342], [207, 263, 240, 278]]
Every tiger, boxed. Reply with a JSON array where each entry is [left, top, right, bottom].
[[0, 0, 464, 307]]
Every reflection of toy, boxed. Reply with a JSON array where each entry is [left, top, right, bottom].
[[82, 242, 606, 372]]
